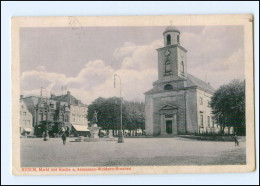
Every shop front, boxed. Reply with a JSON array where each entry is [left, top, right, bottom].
[[71, 124, 90, 137]]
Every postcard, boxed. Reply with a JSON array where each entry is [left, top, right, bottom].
[[12, 15, 255, 175]]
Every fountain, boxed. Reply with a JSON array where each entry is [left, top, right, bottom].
[[75, 110, 117, 142], [90, 123, 101, 139]]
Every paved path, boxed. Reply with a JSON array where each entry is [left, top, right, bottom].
[[21, 137, 246, 167]]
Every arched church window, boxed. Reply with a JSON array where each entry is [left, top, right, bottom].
[[165, 60, 171, 74], [180, 61, 184, 74], [177, 35, 180, 44], [164, 84, 173, 90], [166, 34, 171, 45]]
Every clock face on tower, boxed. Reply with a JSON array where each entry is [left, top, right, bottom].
[[164, 49, 170, 57]]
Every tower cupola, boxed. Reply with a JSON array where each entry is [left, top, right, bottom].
[[163, 26, 181, 46]]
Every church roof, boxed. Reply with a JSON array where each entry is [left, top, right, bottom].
[[144, 73, 215, 95], [186, 73, 215, 93], [163, 26, 180, 34], [50, 94, 87, 107]]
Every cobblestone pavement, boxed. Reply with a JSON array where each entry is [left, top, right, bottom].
[[20, 137, 246, 167]]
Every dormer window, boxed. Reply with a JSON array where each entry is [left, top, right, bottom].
[[166, 34, 171, 45], [177, 35, 180, 44]]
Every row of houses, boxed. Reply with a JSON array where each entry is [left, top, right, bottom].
[[20, 91, 89, 137]]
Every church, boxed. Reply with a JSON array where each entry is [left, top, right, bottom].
[[144, 26, 216, 136]]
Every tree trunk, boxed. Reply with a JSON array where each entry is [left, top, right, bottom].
[[220, 125, 223, 135]]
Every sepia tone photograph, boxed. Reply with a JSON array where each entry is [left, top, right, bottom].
[[11, 15, 255, 175]]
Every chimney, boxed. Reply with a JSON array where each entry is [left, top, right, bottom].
[[67, 91, 71, 104]]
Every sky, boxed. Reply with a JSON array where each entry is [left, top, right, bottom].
[[20, 25, 245, 104]]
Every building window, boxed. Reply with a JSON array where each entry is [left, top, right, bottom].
[[166, 34, 171, 45], [20, 111, 22, 115], [177, 35, 180, 44], [207, 100, 210, 107], [49, 113, 54, 121], [44, 111, 47, 120], [39, 111, 43, 121], [164, 84, 173, 90], [23, 112, 26, 116], [65, 115, 69, 122], [207, 116, 210, 127], [165, 114, 173, 118], [61, 114, 64, 121], [200, 114, 204, 127], [180, 61, 184, 74], [199, 97, 203, 105]]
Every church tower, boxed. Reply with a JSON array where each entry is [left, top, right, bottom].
[[156, 26, 187, 85], [145, 26, 215, 136]]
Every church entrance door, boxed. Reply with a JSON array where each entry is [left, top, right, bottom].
[[166, 120, 173, 134], [159, 105, 178, 135]]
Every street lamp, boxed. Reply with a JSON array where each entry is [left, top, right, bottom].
[[114, 74, 124, 143], [43, 104, 50, 141]]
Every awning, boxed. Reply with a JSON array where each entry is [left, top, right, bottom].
[[24, 128, 32, 132], [72, 124, 89, 131]]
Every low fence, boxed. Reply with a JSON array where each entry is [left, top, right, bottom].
[[179, 135, 246, 142]]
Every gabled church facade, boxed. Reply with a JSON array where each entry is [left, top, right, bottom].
[[144, 26, 216, 136]]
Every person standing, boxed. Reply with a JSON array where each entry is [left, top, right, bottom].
[[61, 132, 67, 145], [234, 134, 239, 146]]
